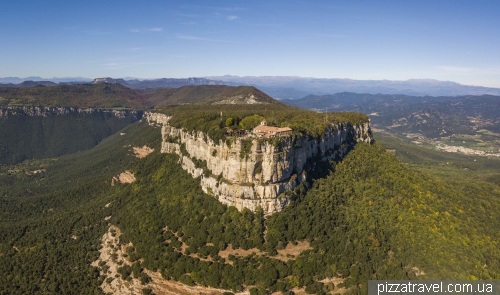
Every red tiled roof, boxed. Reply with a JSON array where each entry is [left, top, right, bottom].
[[253, 125, 280, 132], [253, 125, 292, 133]]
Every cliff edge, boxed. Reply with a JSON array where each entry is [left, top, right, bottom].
[[146, 111, 372, 214]]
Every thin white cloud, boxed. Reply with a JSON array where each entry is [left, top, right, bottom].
[[179, 5, 244, 12], [176, 13, 200, 18], [176, 34, 232, 43], [120, 46, 165, 52], [130, 28, 163, 33], [435, 66, 500, 78], [249, 23, 283, 27], [103, 60, 168, 70], [436, 66, 475, 73], [218, 7, 245, 11], [63, 26, 81, 31], [103, 62, 123, 70], [83, 30, 113, 35], [227, 15, 239, 20], [177, 34, 211, 41], [314, 33, 350, 38], [168, 54, 190, 58]]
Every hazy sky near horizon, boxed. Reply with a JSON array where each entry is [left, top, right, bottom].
[[1, 0, 499, 87]]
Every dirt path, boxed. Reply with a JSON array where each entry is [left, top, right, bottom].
[[92, 225, 342, 294], [93, 225, 237, 295], [218, 241, 312, 262]]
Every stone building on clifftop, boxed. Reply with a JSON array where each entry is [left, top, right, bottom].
[[252, 121, 292, 137]]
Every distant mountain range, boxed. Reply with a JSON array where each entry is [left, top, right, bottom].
[[0, 76, 92, 84], [0, 77, 226, 89], [283, 92, 500, 139], [0, 80, 58, 88], [3, 75, 500, 97], [0, 83, 277, 109], [91, 77, 225, 89], [208, 75, 500, 98]]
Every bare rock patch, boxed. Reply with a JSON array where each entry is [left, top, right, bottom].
[[133, 145, 154, 158], [111, 170, 136, 186]]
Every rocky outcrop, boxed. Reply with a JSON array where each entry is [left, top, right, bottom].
[[0, 106, 143, 165], [146, 112, 372, 214], [0, 105, 141, 119]]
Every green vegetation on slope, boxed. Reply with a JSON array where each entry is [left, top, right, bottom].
[[0, 110, 141, 165], [110, 141, 500, 294], [2, 117, 499, 294], [285, 92, 500, 154], [207, 86, 278, 104], [375, 134, 500, 183], [267, 143, 500, 289], [0, 120, 161, 295], [0, 83, 150, 109], [157, 104, 369, 143], [112, 153, 270, 291], [140, 85, 278, 106], [140, 85, 229, 106]]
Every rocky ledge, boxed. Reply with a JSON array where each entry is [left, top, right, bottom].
[[146, 111, 372, 214], [0, 106, 141, 119]]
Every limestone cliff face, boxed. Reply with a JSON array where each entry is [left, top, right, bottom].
[[0, 106, 141, 119], [0, 106, 142, 165], [146, 112, 372, 214]]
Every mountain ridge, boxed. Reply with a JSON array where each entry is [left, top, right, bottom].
[[4, 76, 500, 97], [2, 86, 500, 294], [0, 83, 150, 109], [91, 77, 226, 89], [141, 85, 279, 106], [208, 75, 500, 98]]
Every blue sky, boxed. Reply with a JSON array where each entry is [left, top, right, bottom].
[[1, 0, 499, 87]]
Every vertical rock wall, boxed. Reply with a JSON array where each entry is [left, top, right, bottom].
[[146, 112, 372, 214]]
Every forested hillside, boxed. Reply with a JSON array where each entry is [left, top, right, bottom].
[[0, 84, 281, 165], [1, 84, 499, 294], [2, 118, 499, 294], [0, 83, 150, 109], [108, 142, 500, 294], [0, 109, 141, 164], [0, 120, 161, 294], [0, 83, 151, 165], [140, 85, 277, 106]]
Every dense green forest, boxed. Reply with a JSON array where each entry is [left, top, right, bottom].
[[157, 104, 369, 143], [0, 83, 275, 109], [0, 83, 150, 109], [1, 102, 499, 294], [0, 109, 141, 165], [0, 120, 161, 294], [108, 140, 500, 294], [0, 84, 500, 294], [140, 85, 277, 106]]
